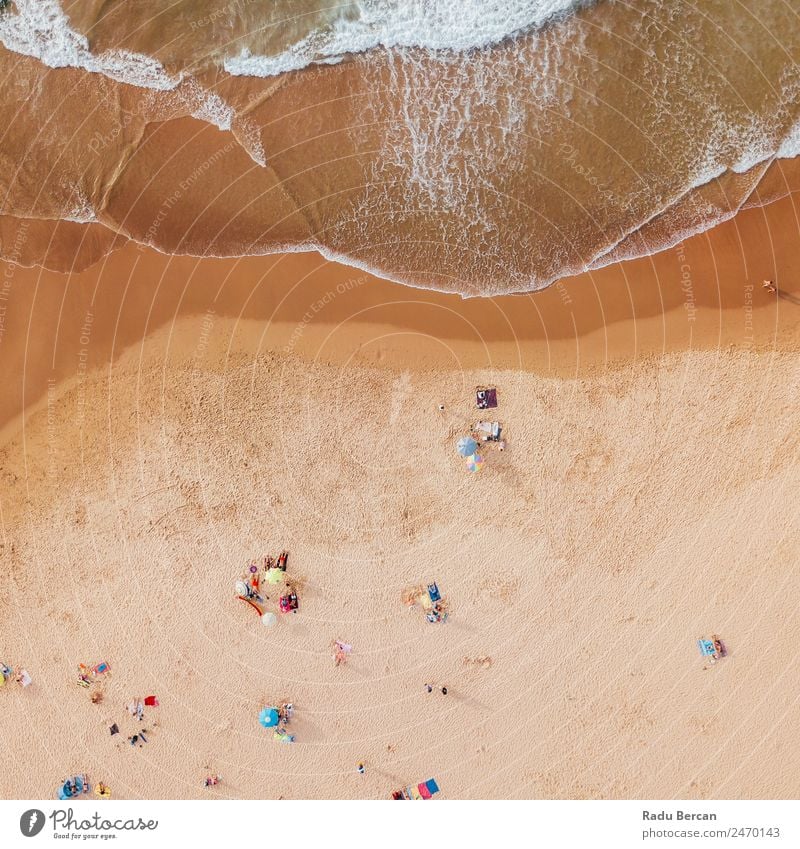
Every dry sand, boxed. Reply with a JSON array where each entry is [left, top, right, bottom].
[[2, 188, 800, 799]]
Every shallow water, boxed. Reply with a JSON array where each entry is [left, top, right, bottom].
[[1, 0, 799, 294]]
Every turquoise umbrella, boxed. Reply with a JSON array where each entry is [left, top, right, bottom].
[[259, 707, 280, 728], [457, 436, 478, 457]]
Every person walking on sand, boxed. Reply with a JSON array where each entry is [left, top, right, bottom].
[[357, 762, 365, 775], [441, 686, 448, 695], [425, 683, 433, 693], [763, 279, 777, 294]]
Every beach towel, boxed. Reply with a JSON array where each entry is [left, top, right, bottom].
[[427, 583, 441, 603], [475, 420, 502, 440], [144, 696, 159, 707], [418, 783, 432, 799], [425, 778, 440, 795], [697, 639, 716, 657], [93, 661, 110, 675], [476, 388, 498, 409], [409, 784, 423, 800], [17, 669, 31, 687], [273, 729, 295, 743]]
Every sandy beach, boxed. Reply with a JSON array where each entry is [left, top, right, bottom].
[[2, 179, 800, 798], [2, 0, 800, 805]]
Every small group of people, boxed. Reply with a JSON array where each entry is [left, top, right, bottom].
[[58, 774, 90, 800], [57, 775, 111, 800], [129, 728, 152, 747], [0, 662, 31, 688], [237, 551, 296, 612], [279, 589, 299, 613], [77, 660, 110, 693], [698, 635, 727, 664], [123, 695, 160, 746], [424, 583, 448, 624], [275, 703, 295, 742], [126, 695, 159, 721]]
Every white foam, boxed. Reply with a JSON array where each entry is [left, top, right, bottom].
[[225, 0, 588, 77], [183, 80, 234, 132], [0, 0, 180, 90]]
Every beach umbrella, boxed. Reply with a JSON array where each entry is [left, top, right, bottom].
[[466, 453, 484, 472], [266, 568, 284, 585], [259, 707, 280, 728], [457, 436, 478, 457], [261, 611, 277, 628]]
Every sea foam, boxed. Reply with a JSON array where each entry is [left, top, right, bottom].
[[0, 0, 180, 90], [224, 0, 589, 77]]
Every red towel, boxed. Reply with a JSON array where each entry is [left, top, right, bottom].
[[144, 696, 159, 707], [418, 783, 432, 799]]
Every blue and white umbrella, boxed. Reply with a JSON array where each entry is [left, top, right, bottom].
[[457, 436, 478, 457]]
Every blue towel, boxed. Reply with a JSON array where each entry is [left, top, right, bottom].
[[698, 639, 715, 656]]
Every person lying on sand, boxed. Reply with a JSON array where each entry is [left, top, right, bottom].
[[763, 279, 777, 293], [333, 641, 349, 666]]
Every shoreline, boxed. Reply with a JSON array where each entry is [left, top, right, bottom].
[[2, 173, 800, 439]]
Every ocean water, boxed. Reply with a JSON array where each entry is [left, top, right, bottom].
[[0, 0, 799, 294]]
